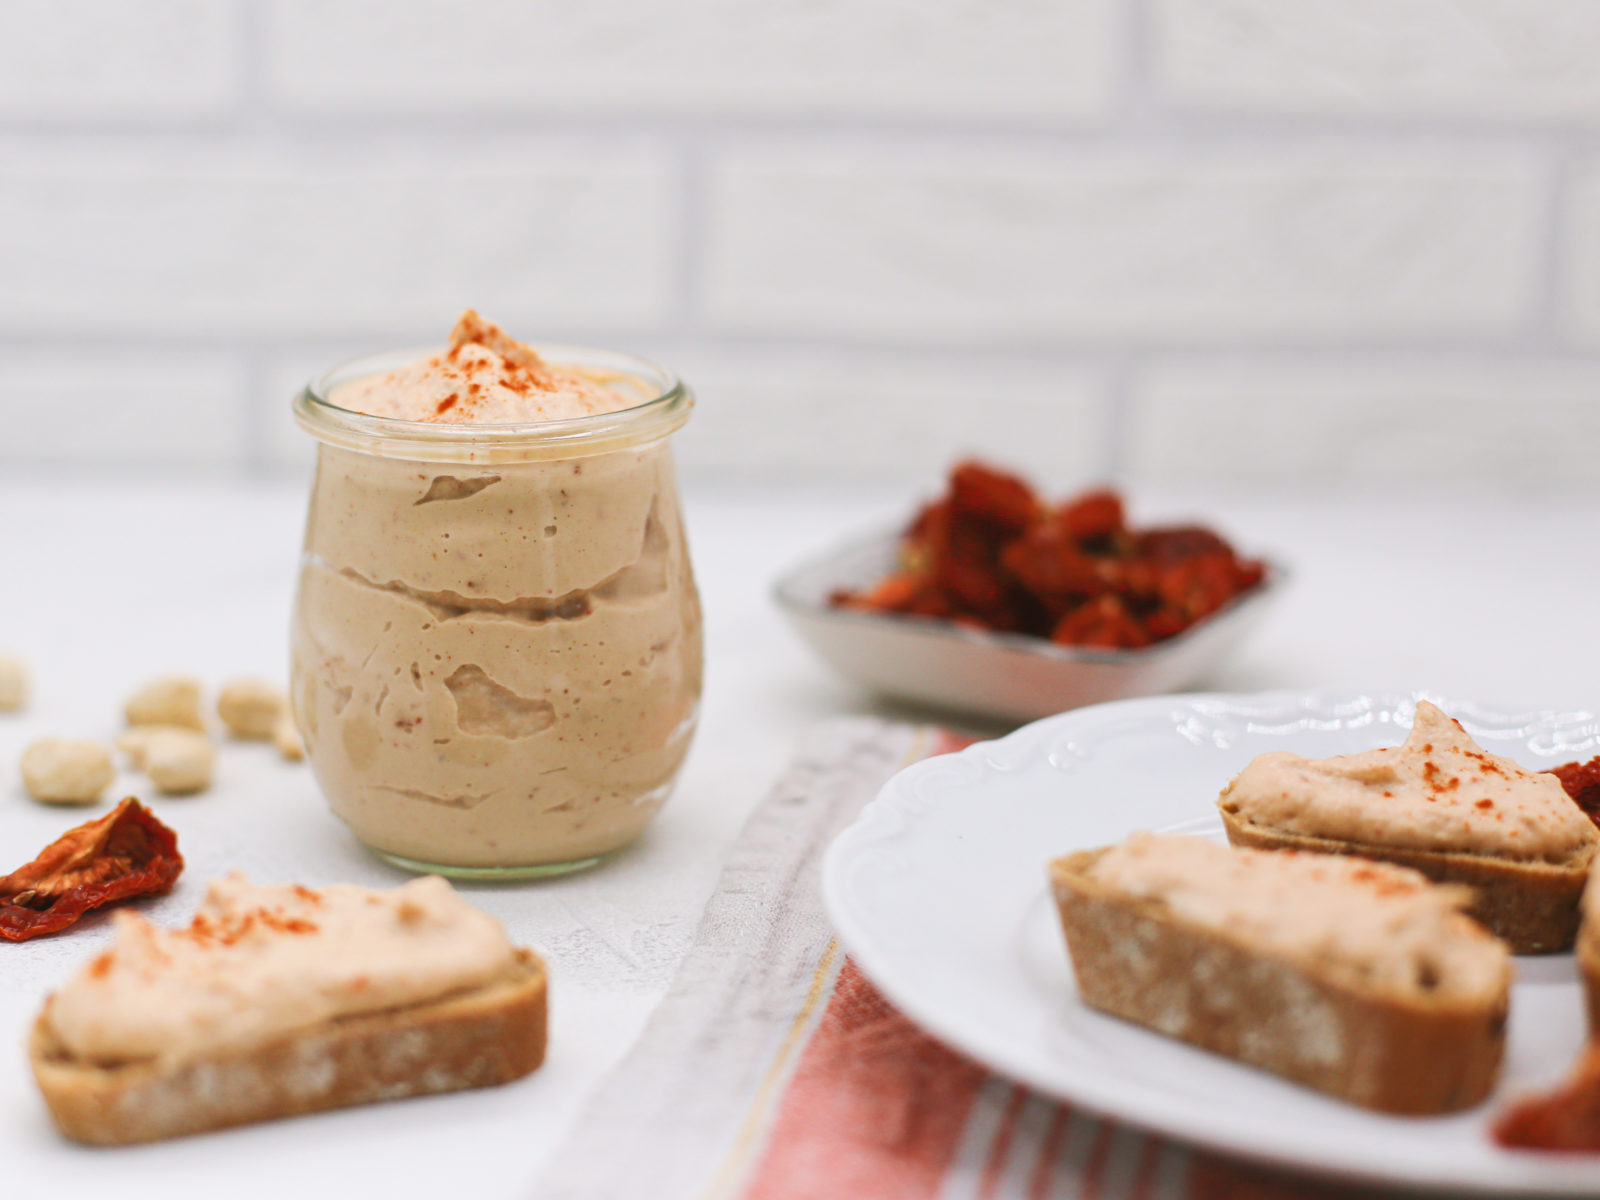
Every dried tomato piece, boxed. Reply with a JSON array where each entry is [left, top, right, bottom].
[[1051, 594, 1153, 650], [826, 463, 1264, 649], [1141, 608, 1194, 641], [903, 498, 949, 549], [1494, 1042, 1600, 1151], [0, 798, 183, 942], [830, 572, 923, 614], [1233, 557, 1267, 593], [1135, 525, 1236, 563], [1549, 757, 1600, 829], [1057, 489, 1126, 549], [927, 522, 1015, 625], [1152, 553, 1250, 622], [1000, 521, 1110, 609], [947, 461, 1038, 535]]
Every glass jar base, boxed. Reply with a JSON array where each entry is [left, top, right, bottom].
[[371, 848, 610, 881]]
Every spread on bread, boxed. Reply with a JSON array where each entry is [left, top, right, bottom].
[[45, 873, 516, 1065], [1580, 860, 1600, 1038], [1087, 833, 1507, 998], [1052, 833, 1511, 1115], [1220, 702, 1594, 863], [30, 873, 547, 1144], [1218, 702, 1599, 952]]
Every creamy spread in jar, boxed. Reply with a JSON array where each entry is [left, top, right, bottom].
[[45, 873, 515, 1064], [1082, 833, 1509, 997], [1219, 701, 1597, 864], [333, 310, 648, 424], [291, 314, 702, 873]]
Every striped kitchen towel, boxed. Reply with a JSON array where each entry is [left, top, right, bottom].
[[537, 719, 1412, 1200]]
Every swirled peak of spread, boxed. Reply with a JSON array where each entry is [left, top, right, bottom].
[[1221, 701, 1598, 863], [332, 310, 640, 424]]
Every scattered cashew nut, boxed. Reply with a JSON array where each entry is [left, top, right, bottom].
[[272, 711, 305, 762], [217, 679, 286, 740], [117, 726, 214, 795], [125, 676, 205, 731], [218, 678, 303, 762], [0, 652, 28, 712], [21, 738, 113, 805]]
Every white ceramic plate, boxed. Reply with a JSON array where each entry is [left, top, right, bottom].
[[773, 531, 1283, 723], [823, 690, 1600, 1195]]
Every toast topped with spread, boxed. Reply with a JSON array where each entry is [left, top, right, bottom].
[[30, 873, 547, 1144], [1578, 859, 1600, 1033], [1051, 833, 1512, 1114], [1217, 702, 1598, 952]]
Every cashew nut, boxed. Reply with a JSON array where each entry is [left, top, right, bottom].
[[217, 679, 287, 740], [0, 652, 28, 712], [125, 676, 205, 731], [21, 738, 113, 805], [272, 712, 305, 762], [118, 726, 214, 795]]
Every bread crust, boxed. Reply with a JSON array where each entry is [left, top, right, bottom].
[[1580, 930, 1600, 1036], [30, 948, 547, 1145], [1219, 807, 1591, 954], [1050, 850, 1508, 1115]]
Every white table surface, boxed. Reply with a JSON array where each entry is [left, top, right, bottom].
[[3, 478, 1598, 1196]]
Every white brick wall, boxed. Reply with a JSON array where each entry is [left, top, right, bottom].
[[0, 0, 1597, 492], [666, 349, 1111, 487], [1561, 165, 1600, 344], [0, 0, 237, 122], [264, 0, 1119, 120], [0, 142, 676, 337], [1129, 360, 1600, 491], [704, 146, 1540, 340], [1155, 0, 1600, 120]]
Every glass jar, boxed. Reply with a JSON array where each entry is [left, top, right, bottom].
[[290, 345, 702, 879]]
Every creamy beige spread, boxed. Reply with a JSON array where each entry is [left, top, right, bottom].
[[47, 874, 515, 1064], [1085, 833, 1509, 997], [292, 314, 701, 868], [332, 310, 647, 424], [1219, 702, 1597, 864]]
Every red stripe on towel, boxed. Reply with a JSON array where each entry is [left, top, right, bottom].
[[740, 957, 990, 1200]]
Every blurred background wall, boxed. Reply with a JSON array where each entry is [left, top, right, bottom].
[[1, 0, 1597, 492]]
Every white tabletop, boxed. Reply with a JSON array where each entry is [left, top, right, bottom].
[[3, 479, 1598, 1195]]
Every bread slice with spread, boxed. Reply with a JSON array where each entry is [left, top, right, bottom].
[[1217, 702, 1598, 953], [1578, 860, 1600, 1034], [1051, 833, 1511, 1114], [30, 873, 547, 1145]]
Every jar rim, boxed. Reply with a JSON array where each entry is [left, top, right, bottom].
[[293, 342, 692, 462]]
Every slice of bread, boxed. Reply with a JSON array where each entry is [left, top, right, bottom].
[[30, 948, 546, 1145], [1582, 938, 1600, 1037], [1219, 809, 1590, 954], [1050, 841, 1510, 1115], [1579, 864, 1600, 1034], [1215, 702, 1599, 954]]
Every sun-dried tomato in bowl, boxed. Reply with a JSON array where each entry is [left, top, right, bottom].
[[829, 461, 1267, 650], [0, 798, 183, 942]]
